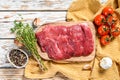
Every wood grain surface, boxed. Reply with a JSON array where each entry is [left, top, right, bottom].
[[0, 12, 66, 38], [0, 0, 72, 10], [0, 0, 73, 79]]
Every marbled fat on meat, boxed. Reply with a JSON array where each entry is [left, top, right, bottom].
[[36, 23, 94, 60]]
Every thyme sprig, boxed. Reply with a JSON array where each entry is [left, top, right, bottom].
[[11, 20, 47, 71]]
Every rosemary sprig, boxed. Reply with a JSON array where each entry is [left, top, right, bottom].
[[11, 20, 47, 71]]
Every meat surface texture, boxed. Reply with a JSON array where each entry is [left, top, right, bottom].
[[36, 23, 94, 60]]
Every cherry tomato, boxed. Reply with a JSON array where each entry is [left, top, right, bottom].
[[102, 6, 114, 16], [94, 14, 105, 26], [106, 15, 118, 27], [98, 25, 109, 36], [111, 27, 120, 37], [100, 35, 110, 45]]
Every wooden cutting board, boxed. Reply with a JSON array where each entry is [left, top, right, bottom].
[[36, 21, 96, 62]]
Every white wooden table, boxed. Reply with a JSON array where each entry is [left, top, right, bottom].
[[0, 0, 73, 79]]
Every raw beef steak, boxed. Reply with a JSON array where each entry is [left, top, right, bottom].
[[36, 23, 94, 60]]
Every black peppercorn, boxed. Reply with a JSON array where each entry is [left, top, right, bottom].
[[9, 49, 27, 67]]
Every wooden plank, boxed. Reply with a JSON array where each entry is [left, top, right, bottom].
[[0, 69, 24, 76], [0, 69, 23, 79], [0, 75, 23, 80], [0, 0, 73, 10], [0, 12, 66, 38], [0, 69, 36, 80]]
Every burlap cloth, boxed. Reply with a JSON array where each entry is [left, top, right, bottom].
[[25, 0, 120, 80]]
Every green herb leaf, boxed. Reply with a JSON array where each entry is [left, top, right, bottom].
[[11, 20, 47, 71]]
